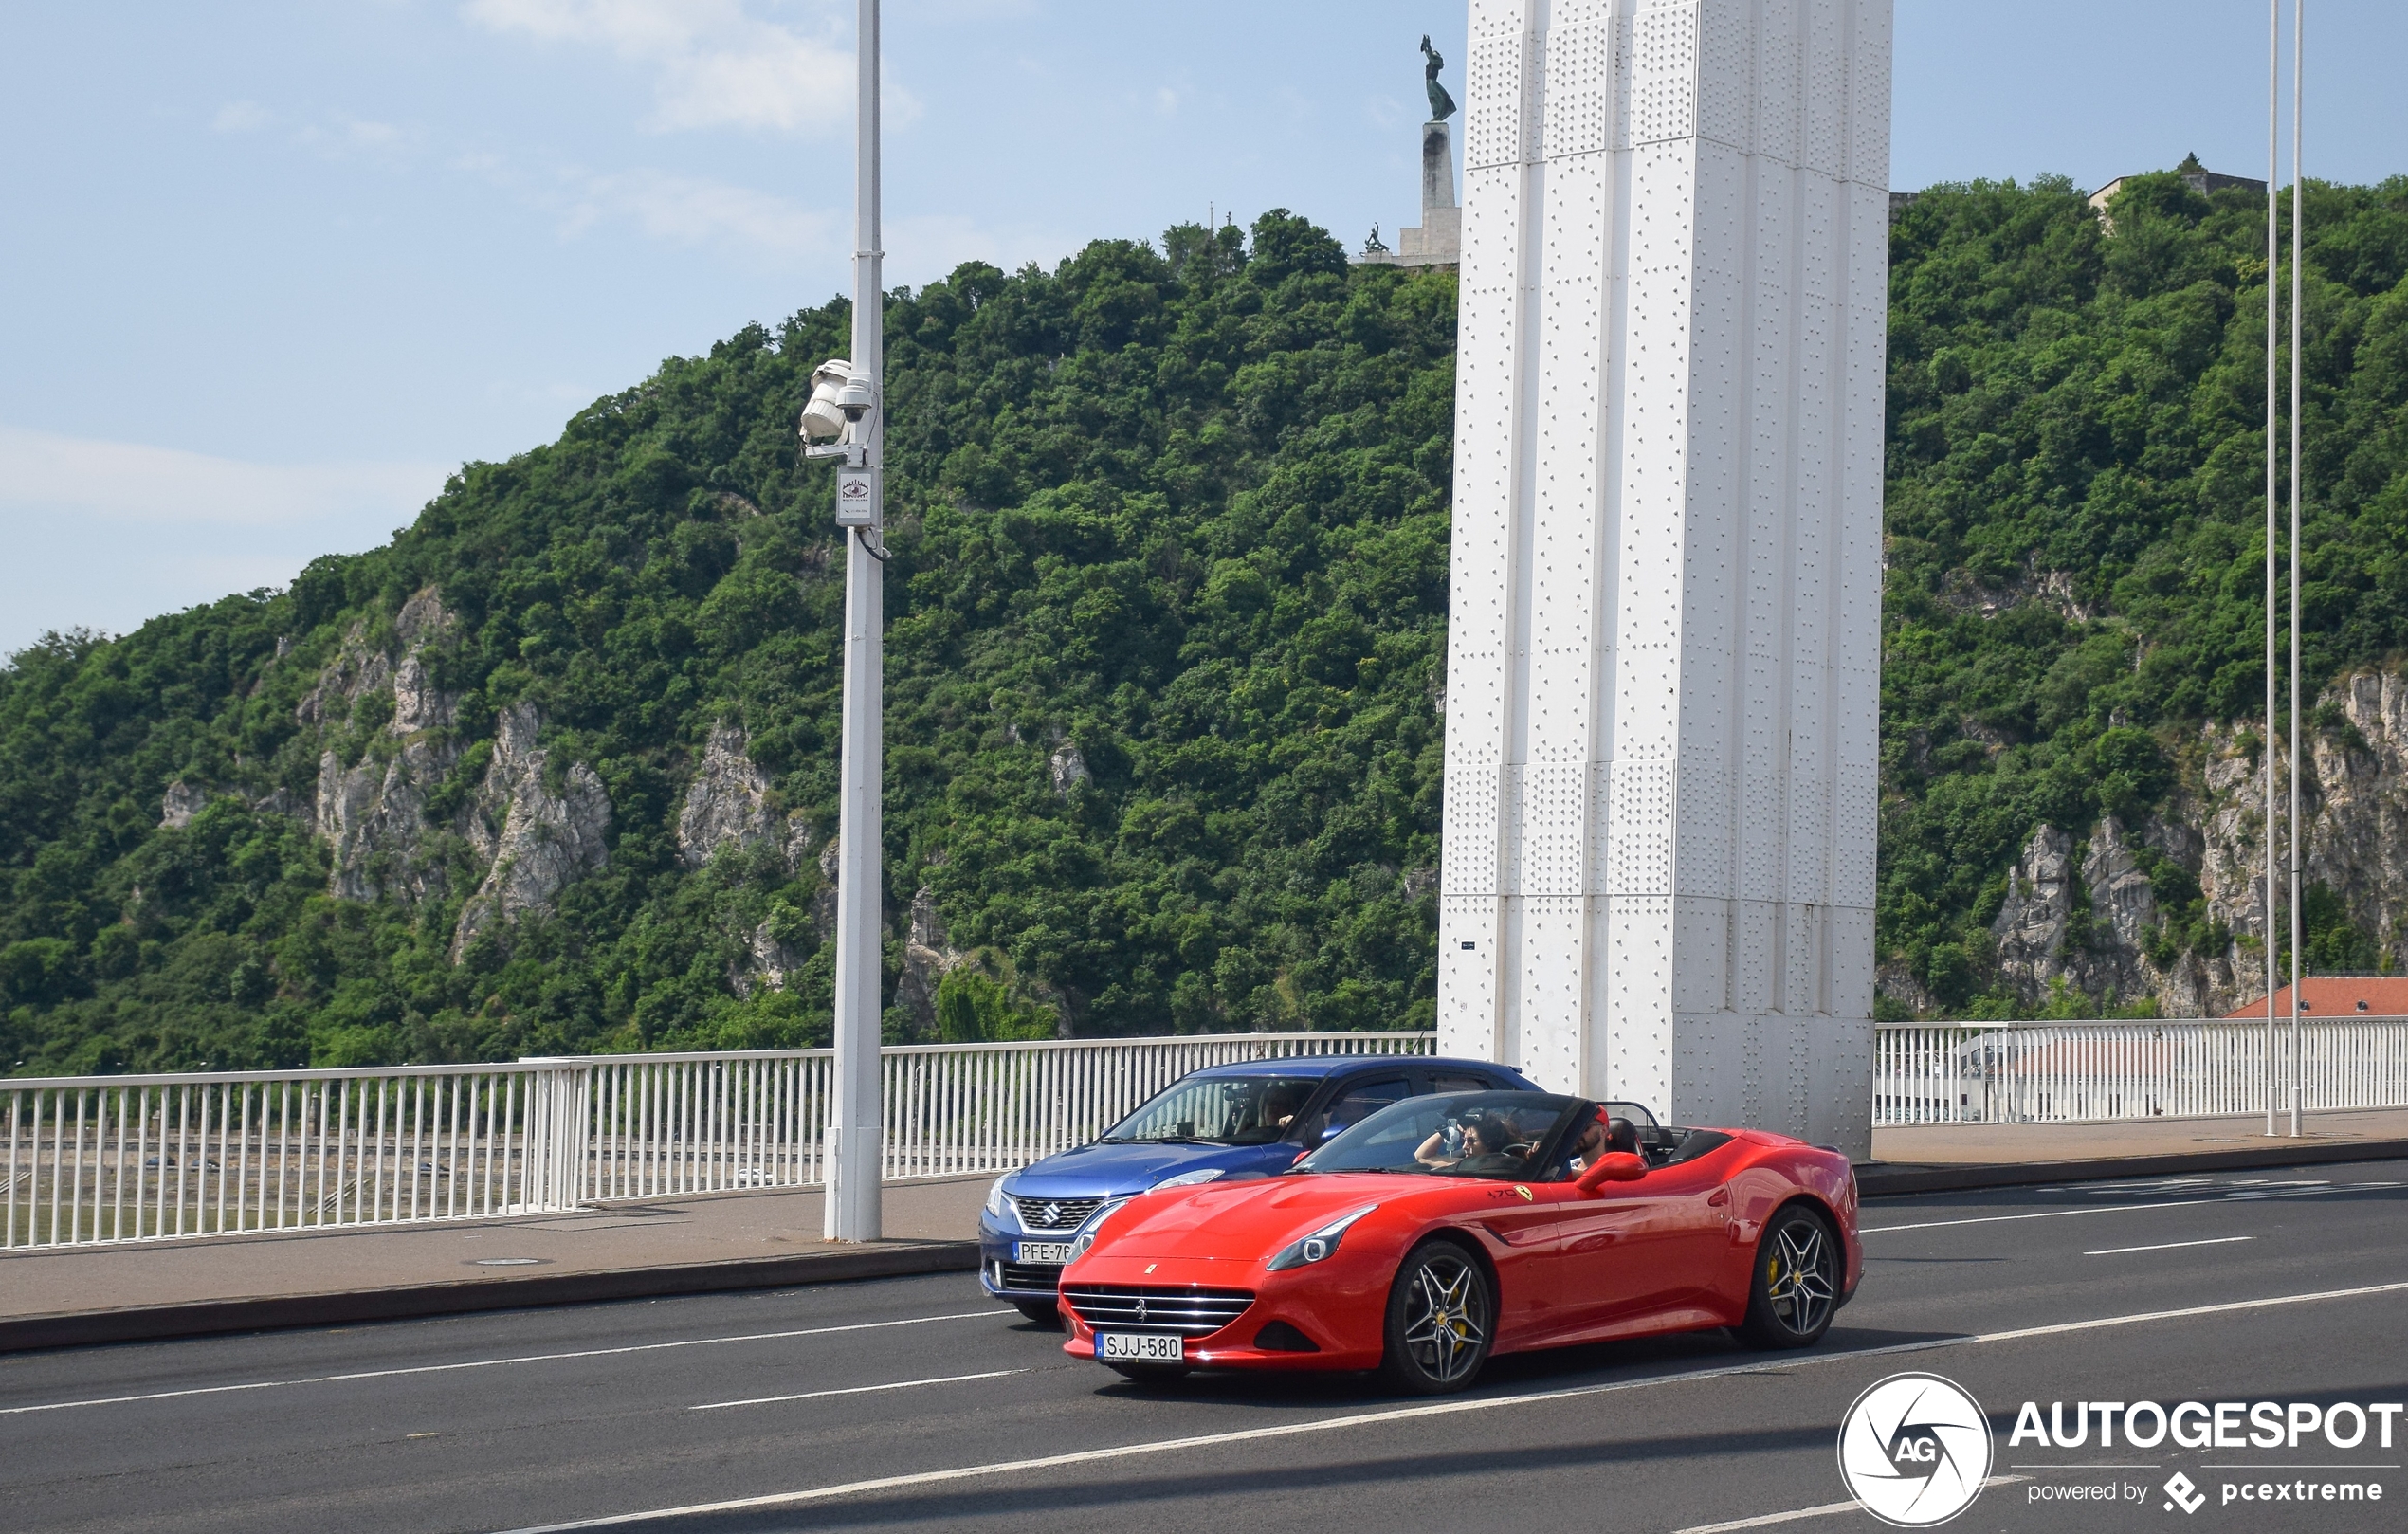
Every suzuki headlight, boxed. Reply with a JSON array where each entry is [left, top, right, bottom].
[[984, 1175, 1011, 1219], [1065, 1196, 1131, 1263], [1266, 1204, 1378, 1271], [1152, 1167, 1224, 1190]]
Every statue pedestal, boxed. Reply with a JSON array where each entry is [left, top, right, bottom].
[[1359, 119, 1460, 267]]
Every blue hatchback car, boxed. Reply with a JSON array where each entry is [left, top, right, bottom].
[[976, 1053, 1538, 1320]]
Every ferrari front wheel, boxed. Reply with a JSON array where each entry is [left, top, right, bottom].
[[1737, 1204, 1840, 1348], [1380, 1239, 1494, 1395]]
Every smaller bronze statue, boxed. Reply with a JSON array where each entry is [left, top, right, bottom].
[[1364, 224, 1391, 256], [1422, 35, 1456, 121]]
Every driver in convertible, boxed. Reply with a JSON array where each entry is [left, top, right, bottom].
[[1414, 1113, 1518, 1172]]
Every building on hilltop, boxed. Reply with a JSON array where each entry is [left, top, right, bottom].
[[2089, 152, 2269, 228]]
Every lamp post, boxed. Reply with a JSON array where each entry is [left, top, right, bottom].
[[2288, 0, 2306, 1140], [802, 0, 886, 1241], [2263, 0, 2279, 1140]]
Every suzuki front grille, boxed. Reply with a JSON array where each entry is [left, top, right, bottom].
[[1008, 1196, 1104, 1231]]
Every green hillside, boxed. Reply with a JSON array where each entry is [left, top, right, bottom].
[[1880, 172, 2408, 1013], [2, 213, 1461, 1073], [5, 176, 2408, 1075]]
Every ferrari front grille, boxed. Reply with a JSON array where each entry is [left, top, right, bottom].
[[1061, 1284, 1254, 1338], [1009, 1196, 1104, 1231]]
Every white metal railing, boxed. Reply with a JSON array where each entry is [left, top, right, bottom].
[[1872, 1016, 2408, 1126], [574, 1031, 1434, 1201], [3, 1031, 1432, 1251], [0, 1062, 586, 1251]]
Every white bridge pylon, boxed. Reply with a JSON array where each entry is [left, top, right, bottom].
[[1438, 0, 1890, 1157]]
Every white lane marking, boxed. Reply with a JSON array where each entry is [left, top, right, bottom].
[[489, 1279, 2408, 1533], [1862, 1179, 2398, 1233], [691, 1370, 1024, 1412], [2085, 1236, 2254, 1256], [1669, 1478, 2029, 1534], [0, 1309, 1012, 1416]]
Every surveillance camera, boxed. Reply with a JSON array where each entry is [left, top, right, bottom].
[[800, 359, 855, 441], [835, 372, 875, 422]]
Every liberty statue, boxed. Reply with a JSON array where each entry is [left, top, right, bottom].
[[1421, 35, 1456, 121]]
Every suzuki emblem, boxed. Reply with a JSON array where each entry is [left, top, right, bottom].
[[1042, 1201, 1062, 1225]]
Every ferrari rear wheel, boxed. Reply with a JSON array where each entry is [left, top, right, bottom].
[[1738, 1204, 1840, 1349], [1012, 1298, 1063, 1325], [1380, 1239, 1494, 1395]]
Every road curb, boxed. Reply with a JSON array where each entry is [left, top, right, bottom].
[[0, 1239, 980, 1355], [1856, 1137, 2408, 1197]]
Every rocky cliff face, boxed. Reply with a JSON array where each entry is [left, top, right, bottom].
[[677, 722, 774, 868], [449, 702, 612, 958], [309, 590, 464, 904], [281, 587, 616, 957], [1969, 668, 2408, 1017]]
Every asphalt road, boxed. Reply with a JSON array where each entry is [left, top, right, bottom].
[[4, 1161, 2405, 1534]]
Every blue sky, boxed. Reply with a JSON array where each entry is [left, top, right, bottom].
[[4, 0, 2401, 655]]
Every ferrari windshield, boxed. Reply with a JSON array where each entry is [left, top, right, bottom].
[[1296, 1091, 1586, 1179], [1100, 1074, 1318, 1145]]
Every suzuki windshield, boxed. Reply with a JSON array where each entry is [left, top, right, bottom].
[[1099, 1075, 1321, 1145]]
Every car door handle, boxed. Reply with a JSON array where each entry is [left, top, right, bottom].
[[1707, 1187, 1730, 1208]]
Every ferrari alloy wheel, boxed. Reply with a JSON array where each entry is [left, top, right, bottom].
[[1738, 1204, 1840, 1348], [1381, 1241, 1494, 1395]]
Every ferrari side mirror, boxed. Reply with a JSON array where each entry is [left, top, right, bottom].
[[1576, 1153, 1648, 1194]]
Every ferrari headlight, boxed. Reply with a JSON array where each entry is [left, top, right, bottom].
[[1152, 1167, 1224, 1190], [983, 1175, 1011, 1219], [1066, 1196, 1131, 1263], [1266, 1204, 1378, 1271]]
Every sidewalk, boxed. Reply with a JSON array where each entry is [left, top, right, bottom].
[[1871, 1105, 2408, 1164], [0, 1175, 991, 1353], [1863, 1106, 2408, 1196]]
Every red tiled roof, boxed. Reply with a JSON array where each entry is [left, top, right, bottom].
[[2223, 976, 2408, 1018]]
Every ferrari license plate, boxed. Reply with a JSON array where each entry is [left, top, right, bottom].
[[1013, 1241, 1074, 1265], [1097, 1332, 1183, 1364]]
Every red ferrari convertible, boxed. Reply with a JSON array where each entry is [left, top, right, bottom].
[[1055, 1090, 1860, 1394]]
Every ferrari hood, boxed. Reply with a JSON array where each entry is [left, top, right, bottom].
[[1091, 1173, 1435, 1261]]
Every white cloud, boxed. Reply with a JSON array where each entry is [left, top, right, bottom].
[[465, 0, 850, 134], [212, 100, 272, 133], [0, 426, 447, 530], [567, 168, 834, 256]]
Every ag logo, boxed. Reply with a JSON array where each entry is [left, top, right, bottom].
[[1836, 1373, 1993, 1527]]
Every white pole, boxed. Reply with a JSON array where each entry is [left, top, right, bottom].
[[2289, 0, 2306, 1139], [2264, 0, 2280, 1140], [826, 0, 885, 1241]]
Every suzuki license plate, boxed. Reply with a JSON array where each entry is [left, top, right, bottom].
[[1097, 1332, 1183, 1363], [1013, 1241, 1073, 1264]]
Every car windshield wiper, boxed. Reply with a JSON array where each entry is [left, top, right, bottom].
[[1099, 1135, 1223, 1146]]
